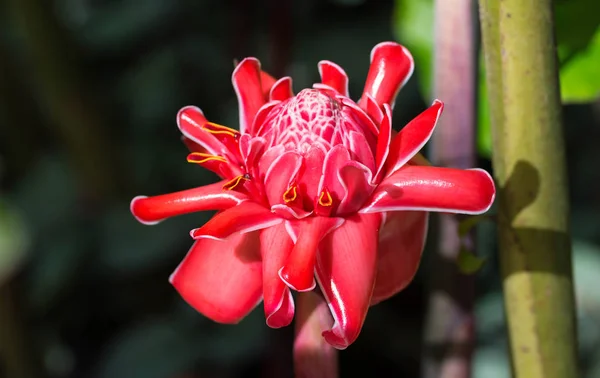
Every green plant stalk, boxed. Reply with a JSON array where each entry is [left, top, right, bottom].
[[479, 0, 579, 377]]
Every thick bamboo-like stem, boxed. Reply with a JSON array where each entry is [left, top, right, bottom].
[[479, 0, 578, 377], [423, 0, 476, 377], [293, 292, 338, 378]]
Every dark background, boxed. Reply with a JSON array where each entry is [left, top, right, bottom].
[[0, 0, 599, 377]]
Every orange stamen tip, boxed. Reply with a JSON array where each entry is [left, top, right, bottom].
[[283, 185, 298, 203], [186, 152, 227, 164], [318, 189, 333, 207], [203, 122, 240, 138], [222, 175, 248, 191]]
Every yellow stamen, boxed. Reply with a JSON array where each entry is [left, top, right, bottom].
[[203, 122, 239, 138], [187, 152, 227, 164], [283, 185, 298, 203], [318, 189, 333, 207], [222, 175, 248, 191]]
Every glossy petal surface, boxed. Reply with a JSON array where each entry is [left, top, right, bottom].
[[170, 231, 262, 324], [362, 166, 496, 214]]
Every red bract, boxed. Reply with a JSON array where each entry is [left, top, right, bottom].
[[130, 42, 495, 349]]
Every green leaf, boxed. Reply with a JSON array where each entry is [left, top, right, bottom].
[[559, 27, 600, 103], [392, 0, 434, 99], [456, 247, 487, 275]]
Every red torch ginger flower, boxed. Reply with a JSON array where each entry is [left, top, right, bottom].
[[130, 42, 495, 349]]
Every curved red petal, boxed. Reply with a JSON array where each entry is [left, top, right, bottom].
[[169, 232, 262, 324], [318, 61, 349, 97], [337, 161, 376, 215], [316, 212, 382, 349], [264, 151, 304, 208], [191, 202, 282, 240], [260, 223, 295, 328], [177, 106, 232, 158], [359, 42, 414, 109], [371, 211, 428, 305], [260, 70, 278, 98], [269, 77, 294, 101], [374, 104, 392, 181], [233, 58, 267, 133], [361, 166, 496, 214], [279, 217, 344, 292], [363, 94, 384, 125], [318, 145, 351, 212], [385, 100, 444, 176], [130, 181, 248, 225]]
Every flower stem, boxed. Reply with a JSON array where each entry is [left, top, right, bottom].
[[423, 1, 476, 377], [293, 291, 338, 378], [479, 0, 579, 377]]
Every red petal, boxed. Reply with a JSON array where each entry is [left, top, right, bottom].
[[318, 61, 349, 97], [191, 201, 282, 240], [361, 166, 496, 214], [130, 181, 248, 225], [170, 232, 262, 324], [177, 106, 233, 159], [269, 77, 294, 101], [359, 42, 414, 109], [363, 94, 384, 124], [279, 217, 344, 292], [319, 145, 351, 211], [374, 104, 392, 181], [337, 161, 376, 215], [264, 151, 303, 208], [316, 213, 382, 349], [371, 211, 428, 304], [181, 136, 205, 153], [233, 58, 267, 133], [260, 70, 278, 99], [348, 131, 375, 173], [297, 145, 326, 208], [260, 223, 295, 328], [385, 100, 443, 176]]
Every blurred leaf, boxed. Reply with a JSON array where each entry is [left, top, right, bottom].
[[559, 27, 600, 103], [392, 0, 434, 99], [0, 200, 28, 284], [25, 223, 89, 310], [11, 154, 78, 234], [554, 0, 600, 59], [458, 214, 493, 237], [94, 309, 267, 378], [73, 0, 178, 54], [456, 247, 486, 275], [96, 204, 211, 275]]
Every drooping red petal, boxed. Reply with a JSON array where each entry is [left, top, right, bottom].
[[315, 213, 382, 349], [318, 61, 349, 97], [191, 201, 282, 240], [361, 166, 496, 214], [181, 136, 205, 153], [170, 232, 262, 324], [232, 58, 267, 134], [260, 223, 295, 328], [130, 181, 248, 225], [279, 217, 344, 292], [371, 211, 428, 305], [385, 100, 444, 176], [269, 77, 294, 101], [359, 42, 414, 109]]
